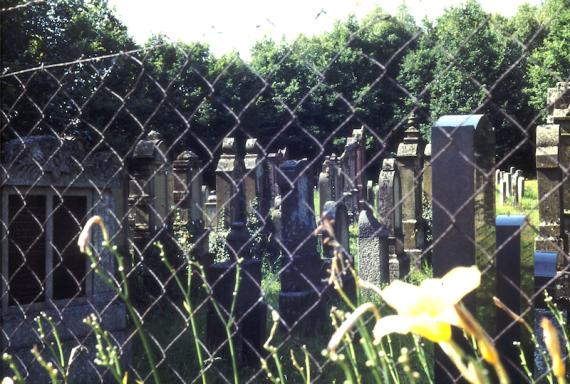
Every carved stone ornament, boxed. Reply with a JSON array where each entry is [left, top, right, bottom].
[[2, 135, 123, 188]]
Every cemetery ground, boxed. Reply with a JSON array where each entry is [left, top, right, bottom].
[[123, 180, 539, 383]]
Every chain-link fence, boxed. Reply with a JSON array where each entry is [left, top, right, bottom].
[[2, 0, 570, 382]]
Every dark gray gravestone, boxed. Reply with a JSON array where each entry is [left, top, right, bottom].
[[533, 251, 559, 378], [495, 215, 526, 382], [534, 251, 557, 308], [277, 159, 323, 329], [431, 115, 495, 384], [357, 205, 390, 286], [206, 259, 265, 366], [206, 222, 265, 366], [321, 201, 350, 259]]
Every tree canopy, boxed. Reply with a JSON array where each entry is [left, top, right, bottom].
[[2, 0, 568, 172]]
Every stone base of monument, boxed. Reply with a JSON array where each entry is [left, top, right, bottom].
[[279, 290, 325, 333], [280, 255, 322, 292], [320, 257, 356, 303], [405, 249, 424, 271], [0, 295, 128, 382], [206, 259, 266, 366], [389, 252, 410, 282]]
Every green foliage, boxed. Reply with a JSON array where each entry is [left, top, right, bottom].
[[526, 0, 570, 112]]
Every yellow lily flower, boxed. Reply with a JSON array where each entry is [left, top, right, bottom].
[[373, 266, 481, 343], [541, 317, 566, 384]]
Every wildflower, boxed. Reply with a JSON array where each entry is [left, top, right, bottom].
[[78, 216, 109, 254], [2, 378, 14, 384], [373, 266, 480, 343], [541, 317, 566, 383]]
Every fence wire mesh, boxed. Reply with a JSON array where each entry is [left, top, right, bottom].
[[1, 0, 570, 383]]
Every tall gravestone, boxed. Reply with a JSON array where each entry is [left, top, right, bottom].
[[396, 114, 425, 268], [358, 203, 390, 286], [172, 151, 209, 264], [339, 136, 359, 220], [377, 158, 406, 281], [267, 148, 288, 208], [319, 157, 333, 215], [244, 138, 271, 221], [535, 124, 564, 259], [321, 201, 350, 259], [206, 222, 265, 366], [129, 131, 172, 237], [277, 159, 323, 329], [352, 128, 366, 202], [431, 115, 495, 384], [215, 138, 245, 228], [423, 144, 432, 198], [495, 215, 526, 382]]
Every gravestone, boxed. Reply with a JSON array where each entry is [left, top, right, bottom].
[[172, 151, 209, 264], [206, 222, 265, 366], [267, 147, 287, 208], [535, 124, 564, 259], [357, 203, 390, 286], [495, 169, 501, 186], [377, 158, 406, 281], [495, 215, 526, 382], [396, 114, 425, 268], [277, 159, 323, 329], [431, 115, 495, 384], [533, 251, 562, 377], [215, 138, 245, 228], [244, 139, 271, 221], [517, 176, 525, 202], [129, 131, 172, 236], [205, 192, 217, 228], [319, 157, 333, 215], [499, 179, 507, 206], [423, 144, 432, 198], [339, 136, 359, 219], [321, 201, 350, 259], [0, 135, 128, 382], [352, 128, 366, 202], [366, 180, 374, 208]]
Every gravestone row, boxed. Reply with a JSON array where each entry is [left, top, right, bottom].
[[495, 166, 526, 206]]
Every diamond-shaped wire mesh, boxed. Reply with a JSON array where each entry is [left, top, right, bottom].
[[2, 0, 570, 382]]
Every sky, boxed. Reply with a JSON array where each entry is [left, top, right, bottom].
[[108, 0, 542, 58]]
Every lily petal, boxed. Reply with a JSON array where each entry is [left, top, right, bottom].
[[440, 266, 481, 305], [380, 281, 422, 315], [373, 315, 413, 341]]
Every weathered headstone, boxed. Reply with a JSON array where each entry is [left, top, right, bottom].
[[267, 148, 287, 207], [535, 124, 564, 259], [396, 114, 425, 267], [495, 215, 526, 382], [517, 176, 525, 202], [357, 203, 390, 286], [130, 130, 172, 235], [206, 222, 265, 366], [215, 138, 245, 227], [352, 127, 366, 202], [366, 180, 375, 207], [431, 115, 495, 384], [499, 179, 507, 206], [423, 144, 432, 198], [377, 158, 406, 281], [172, 151, 209, 264], [495, 169, 501, 186], [277, 159, 323, 329], [205, 192, 217, 228], [244, 139, 271, 221], [319, 157, 333, 215], [321, 201, 350, 259]]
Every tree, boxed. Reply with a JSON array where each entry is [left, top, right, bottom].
[[397, 0, 534, 168]]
